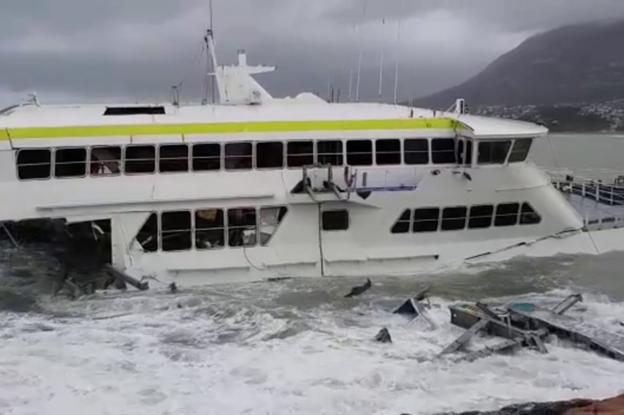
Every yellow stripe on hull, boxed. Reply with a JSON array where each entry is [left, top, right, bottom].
[[1, 118, 467, 141]]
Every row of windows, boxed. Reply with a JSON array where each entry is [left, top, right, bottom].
[[136, 206, 288, 252], [15, 138, 533, 180], [390, 202, 541, 234]]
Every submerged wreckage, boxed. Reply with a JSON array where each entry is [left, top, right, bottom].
[[381, 291, 624, 363]]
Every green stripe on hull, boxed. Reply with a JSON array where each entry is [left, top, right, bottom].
[[1, 118, 465, 141]]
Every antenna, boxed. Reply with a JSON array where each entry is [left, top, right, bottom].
[[393, 19, 402, 105], [203, 0, 218, 105]]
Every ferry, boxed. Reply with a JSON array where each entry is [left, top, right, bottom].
[[1, 39, 623, 288]]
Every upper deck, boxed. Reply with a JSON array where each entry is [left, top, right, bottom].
[[0, 100, 547, 147]]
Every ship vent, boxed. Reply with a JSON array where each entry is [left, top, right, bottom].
[[103, 106, 166, 116]]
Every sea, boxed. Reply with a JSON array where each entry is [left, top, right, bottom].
[[0, 134, 623, 415]]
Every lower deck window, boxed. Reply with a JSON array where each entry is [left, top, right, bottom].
[[16, 149, 51, 179], [228, 208, 257, 246], [136, 213, 158, 252], [322, 210, 349, 231], [55, 148, 87, 178], [468, 205, 494, 229], [259, 207, 288, 245], [195, 209, 224, 249], [520, 202, 541, 225], [91, 146, 121, 176], [391, 209, 411, 234], [317, 141, 343, 166], [441, 207, 467, 231], [413, 208, 440, 232], [125, 145, 155, 174], [495, 203, 519, 227], [161, 211, 192, 251]]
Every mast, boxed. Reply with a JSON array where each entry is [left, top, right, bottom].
[[203, 0, 218, 105]]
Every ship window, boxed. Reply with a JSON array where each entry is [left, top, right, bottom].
[[431, 138, 457, 164], [228, 208, 257, 247], [55, 148, 87, 178], [347, 140, 372, 166], [159, 144, 188, 173], [391, 209, 412, 234], [478, 141, 512, 165], [508, 139, 533, 163], [317, 141, 343, 166], [195, 209, 224, 250], [287, 141, 314, 167], [161, 211, 192, 251], [125, 145, 155, 174], [441, 207, 467, 231], [413, 208, 440, 232], [468, 205, 494, 229], [225, 142, 252, 170], [376, 139, 401, 165], [91, 146, 121, 176], [136, 213, 158, 252], [322, 210, 349, 231], [16, 149, 51, 180], [520, 202, 541, 225], [193, 143, 221, 171], [104, 106, 165, 116], [457, 140, 473, 165], [404, 139, 429, 165], [495, 203, 519, 227], [256, 142, 284, 169], [260, 206, 288, 245]]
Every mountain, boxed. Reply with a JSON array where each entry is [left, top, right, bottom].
[[415, 19, 624, 109]]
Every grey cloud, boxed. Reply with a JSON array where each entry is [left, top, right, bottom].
[[1, 0, 623, 107]]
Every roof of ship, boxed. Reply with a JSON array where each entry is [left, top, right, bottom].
[[0, 98, 548, 141]]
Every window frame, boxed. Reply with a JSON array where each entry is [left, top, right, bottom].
[[440, 206, 468, 231], [375, 139, 402, 166], [256, 141, 285, 170], [15, 148, 52, 181], [316, 140, 344, 166], [286, 140, 315, 168], [468, 205, 494, 229], [322, 210, 350, 231], [477, 140, 513, 166], [494, 202, 520, 227], [54, 147, 88, 179], [431, 138, 457, 164], [158, 143, 189, 174], [413, 207, 441, 233], [124, 145, 156, 175], [194, 208, 226, 251], [160, 210, 193, 252], [346, 140, 373, 166], [227, 207, 258, 247], [192, 142, 222, 172], [403, 138, 429, 165], [390, 209, 412, 234], [90, 145, 122, 177], [508, 138, 533, 163]]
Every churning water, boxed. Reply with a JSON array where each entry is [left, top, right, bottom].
[[0, 135, 623, 415]]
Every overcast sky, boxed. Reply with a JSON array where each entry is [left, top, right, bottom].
[[1, 0, 624, 107]]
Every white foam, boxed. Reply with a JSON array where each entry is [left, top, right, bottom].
[[1, 288, 623, 415]]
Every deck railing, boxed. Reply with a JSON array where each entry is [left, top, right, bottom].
[[549, 171, 624, 207]]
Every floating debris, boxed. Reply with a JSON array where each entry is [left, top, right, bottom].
[[344, 278, 371, 298], [393, 287, 436, 329], [375, 327, 392, 343]]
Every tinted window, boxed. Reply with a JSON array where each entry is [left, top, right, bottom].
[[125, 145, 155, 174], [287, 141, 314, 167], [317, 141, 343, 166], [136, 213, 158, 252], [520, 202, 541, 225], [104, 106, 165, 116], [55, 148, 87, 178], [225, 143, 252, 170], [259, 207, 288, 245], [376, 139, 401, 165], [495, 203, 519, 227], [431, 139, 456, 164], [161, 211, 192, 251], [322, 210, 349, 231], [441, 207, 467, 231], [347, 140, 372, 166], [413, 208, 439, 232], [478, 141, 512, 165], [159, 144, 188, 173], [404, 139, 429, 165], [91, 146, 121, 176], [17, 149, 51, 180], [391, 209, 411, 234], [193, 144, 221, 171], [228, 208, 257, 247], [468, 205, 494, 229], [508, 139, 533, 163], [195, 209, 224, 250], [256, 142, 284, 168]]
